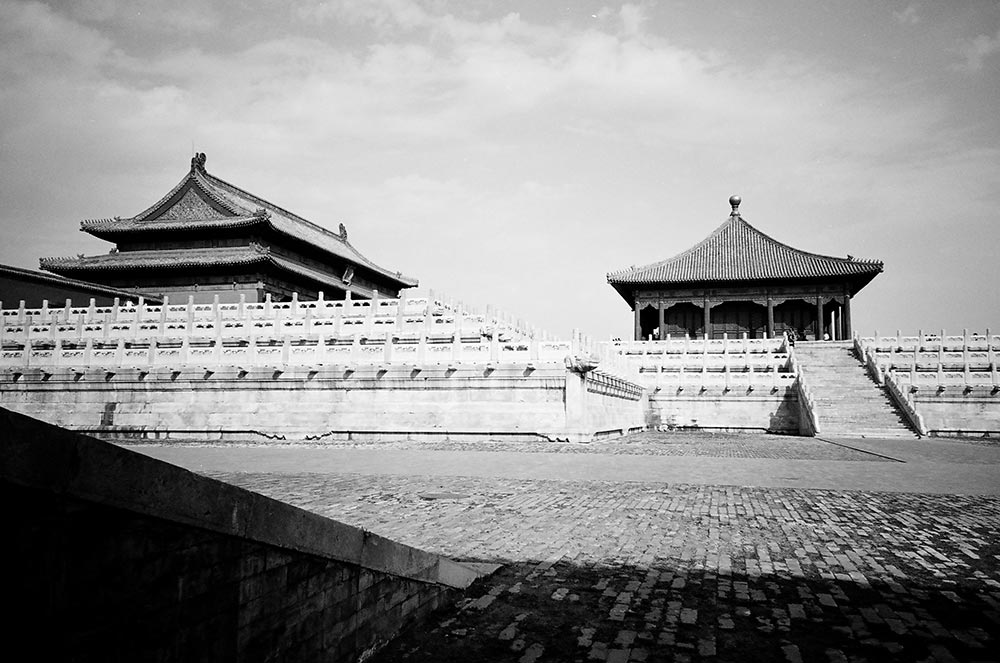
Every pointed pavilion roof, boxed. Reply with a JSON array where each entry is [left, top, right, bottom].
[[607, 196, 882, 304], [46, 153, 416, 290]]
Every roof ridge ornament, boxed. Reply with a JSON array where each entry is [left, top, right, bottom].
[[190, 152, 207, 173], [729, 195, 742, 217]]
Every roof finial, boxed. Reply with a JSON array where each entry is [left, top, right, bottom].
[[190, 152, 207, 173], [729, 194, 742, 216]]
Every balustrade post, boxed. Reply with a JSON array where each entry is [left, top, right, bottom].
[[350, 334, 360, 364], [384, 332, 394, 363], [365, 296, 375, 337], [18, 300, 26, 325], [332, 300, 343, 337], [417, 333, 427, 364]]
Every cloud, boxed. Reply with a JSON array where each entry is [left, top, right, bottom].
[[893, 4, 921, 25], [956, 27, 1000, 71], [1, 0, 998, 337]]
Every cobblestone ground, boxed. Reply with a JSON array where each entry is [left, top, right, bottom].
[[337, 434, 888, 460], [210, 472, 1000, 662], [179, 432, 888, 461]]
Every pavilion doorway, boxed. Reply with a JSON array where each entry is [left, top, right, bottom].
[[663, 302, 704, 338], [710, 301, 767, 339], [773, 299, 817, 341], [639, 304, 659, 340]]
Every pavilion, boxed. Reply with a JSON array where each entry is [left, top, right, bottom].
[[607, 196, 883, 341], [40, 153, 417, 303]]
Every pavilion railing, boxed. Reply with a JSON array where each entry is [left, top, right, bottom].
[[855, 329, 999, 391], [600, 334, 796, 390]]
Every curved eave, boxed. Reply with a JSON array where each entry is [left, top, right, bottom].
[[608, 268, 883, 308], [40, 248, 415, 296], [81, 216, 265, 239]]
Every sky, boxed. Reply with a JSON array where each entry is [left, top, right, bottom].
[[0, 0, 998, 341]]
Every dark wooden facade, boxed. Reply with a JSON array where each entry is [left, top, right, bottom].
[[0, 264, 161, 308], [608, 197, 883, 341], [40, 153, 417, 304]]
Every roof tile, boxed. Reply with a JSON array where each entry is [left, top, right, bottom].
[[607, 214, 883, 285]]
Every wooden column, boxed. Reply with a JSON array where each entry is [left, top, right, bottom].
[[703, 297, 712, 339], [815, 297, 825, 340], [766, 296, 775, 339], [657, 302, 666, 340], [634, 301, 642, 341], [843, 296, 852, 339]]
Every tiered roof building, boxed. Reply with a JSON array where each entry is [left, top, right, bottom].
[[40, 153, 417, 303], [608, 196, 883, 341]]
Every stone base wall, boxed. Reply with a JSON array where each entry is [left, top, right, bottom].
[[648, 387, 800, 433], [0, 363, 649, 442], [914, 387, 1000, 435], [2, 408, 475, 662]]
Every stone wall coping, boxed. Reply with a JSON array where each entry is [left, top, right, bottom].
[[0, 407, 481, 589]]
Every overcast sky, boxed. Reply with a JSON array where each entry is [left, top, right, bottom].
[[1, 0, 998, 340]]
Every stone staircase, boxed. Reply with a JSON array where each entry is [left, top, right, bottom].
[[793, 341, 918, 438]]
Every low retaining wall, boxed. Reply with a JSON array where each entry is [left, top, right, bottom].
[[565, 370, 647, 440], [648, 386, 800, 433], [2, 408, 482, 662], [913, 387, 1000, 436], [0, 362, 645, 443]]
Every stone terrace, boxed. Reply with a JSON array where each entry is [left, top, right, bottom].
[[135, 433, 1000, 662]]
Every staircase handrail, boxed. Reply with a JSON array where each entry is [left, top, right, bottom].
[[854, 335, 885, 384], [854, 333, 926, 437], [788, 345, 820, 436], [883, 368, 928, 437]]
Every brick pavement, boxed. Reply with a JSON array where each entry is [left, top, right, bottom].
[[131, 432, 1000, 661], [275, 432, 887, 461], [204, 472, 1000, 662]]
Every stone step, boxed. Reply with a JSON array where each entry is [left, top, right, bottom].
[[794, 344, 917, 436]]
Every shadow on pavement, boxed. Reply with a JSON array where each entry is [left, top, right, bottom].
[[373, 554, 999, 663]]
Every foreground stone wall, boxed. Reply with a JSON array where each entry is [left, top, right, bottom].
[[648, 387, 800, 433], [2, 409, 479, 662], [913, 388, 1000, 436]]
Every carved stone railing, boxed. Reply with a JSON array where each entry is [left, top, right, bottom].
[[855, 334, 928, 436], [0, 334, 576, 371], [0, 291, 552, 348], [602, 334, 795, 390], [788, 349, 819, 436], [0, 291, 574, 373]]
